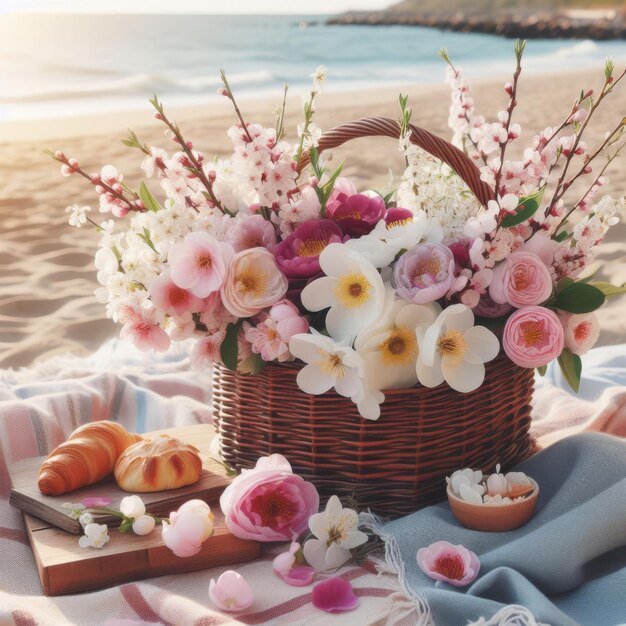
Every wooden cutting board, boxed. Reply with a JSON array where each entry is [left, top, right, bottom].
[[9, 424, 261, 596], [9, 424, 230, 534], [23, 507, 260, 596]]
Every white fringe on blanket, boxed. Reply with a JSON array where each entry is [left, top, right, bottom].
[[360, 512, 547, 626]]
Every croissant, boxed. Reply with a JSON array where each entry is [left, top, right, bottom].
[[38, 421, 141, 496], [114, 434, 202, 492]]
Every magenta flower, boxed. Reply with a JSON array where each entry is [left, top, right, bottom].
[[168, 231, 235, 298], [327, 193, 385, 236], [273, 220, 344, 279], [81, 496, 112, 507], [417, 541, 480, 587], [325, 177, 358, 214], [219, 454, 319, 542], [384, 207, 413, 227], [312, 577, 359, 613], [393, 242, 457, 304], [503, 306, 564, 368], [209, 570, 254, 612], [489, 251, 554, 308]]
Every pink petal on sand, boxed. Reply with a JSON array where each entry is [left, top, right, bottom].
[[283, 566, 315, 587], [312, 577, 359, 613]]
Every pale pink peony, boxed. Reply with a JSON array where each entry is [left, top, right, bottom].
[[162, 499, 214, 557], [120, 317, 170, 353], [209, 570, 254, 612], [168, 232, 235, 298], [503, 306, 564, 368], [270, 299, 308, 341], [221, 248, 288, 318], [559, 312, 600, 356], [228, 214, 277, 252], [219, 454, 319, 542], [489, 252, 553, 308], [417, 541, 480, 587], [149, 270, 203, 316]]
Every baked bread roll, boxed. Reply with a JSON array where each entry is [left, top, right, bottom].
[[114, 435, 202, 492], [38, 421, 141, 496]]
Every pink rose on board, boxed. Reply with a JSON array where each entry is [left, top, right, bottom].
[[559, 311, 600, 356], [227, 214, 277, 252], [327, 193, 386, 236], [489, 251, 553, 308], [220, 248, 288, 318], [273, 219, 344, 279], [393, 242, 457, 305], [209, 570, 254, 612], [503, 306, 564, 368], [149, 270, 203, 317], [168, 232, 235, 298], [161, 499, 215, 557], [219, 454, 319, 542], [417, 541, 480, 587]]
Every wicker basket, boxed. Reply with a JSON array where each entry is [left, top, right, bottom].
[[212, 117, 535, 517]]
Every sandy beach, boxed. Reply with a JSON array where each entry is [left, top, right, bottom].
[[1, 68, 624, 368]]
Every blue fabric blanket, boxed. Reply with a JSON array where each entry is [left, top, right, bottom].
[[384, 432, 626, 626]]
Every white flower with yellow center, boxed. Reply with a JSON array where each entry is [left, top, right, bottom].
[[303, 495, 368, 571], [416, 304, 500, 393], [350, 288, 439, 420], [289, 332, 364, 400], [301, 244, 385, 341]]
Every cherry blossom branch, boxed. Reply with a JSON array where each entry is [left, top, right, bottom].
[[494, 39, 525, 197], [546, 66, 625, 213], [149, 96, 227, 214], [44, 150, 141, 212], [219, 69, 253, 143]]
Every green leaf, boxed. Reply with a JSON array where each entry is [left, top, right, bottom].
[[557, 348, 582, 393], [589, 281, 626, 298], [500, 188, 545, 228], [551, 282, 605, 313], [118, 518, 134, 534], [554, 230, 569, 243], [556, 277, 575, 294], [220, 322, 240, 371], [536, 364, 547, 377], [138, 181, 161, 212]]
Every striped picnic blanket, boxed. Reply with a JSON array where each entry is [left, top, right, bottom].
[[1, 340, 624, 625]]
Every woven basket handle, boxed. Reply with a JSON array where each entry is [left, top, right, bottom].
[[298, 116, 495, 207]]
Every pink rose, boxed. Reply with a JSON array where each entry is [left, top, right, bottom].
[[219, 454, 319, 542], [221, 248, 288, 318], [503, 306, 564, 368], [489, 252, 553, 308], [417, 541, 480, 587], [559, 312, 600, 356]]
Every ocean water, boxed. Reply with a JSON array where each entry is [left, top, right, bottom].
[[1, 13, 625, 121]]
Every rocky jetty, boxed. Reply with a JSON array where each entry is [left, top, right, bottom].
[[327, 11, 625, 40]]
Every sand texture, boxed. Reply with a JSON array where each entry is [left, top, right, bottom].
[[0, 68, 624, 368]]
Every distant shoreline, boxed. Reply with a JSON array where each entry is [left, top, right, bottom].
[[326, 10, 626, 40]]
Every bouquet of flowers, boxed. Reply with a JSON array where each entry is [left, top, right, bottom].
[[49, 43, 625, 421]]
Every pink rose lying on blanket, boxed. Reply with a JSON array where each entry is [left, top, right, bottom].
[[220, 454, 319, 541]]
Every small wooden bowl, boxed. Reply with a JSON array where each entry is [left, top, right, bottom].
[[447, 478, 539, 532]]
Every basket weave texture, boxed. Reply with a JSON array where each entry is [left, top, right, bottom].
[[213, 353, 534, 517]]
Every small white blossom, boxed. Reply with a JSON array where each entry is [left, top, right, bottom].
[[65, 204, 91, 228], [78, 523, 110, 549]]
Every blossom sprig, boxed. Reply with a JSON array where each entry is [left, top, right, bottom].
[[148, 95, 227, 214], [294, 65, 326, 167], [219, 69, 253, 143]]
